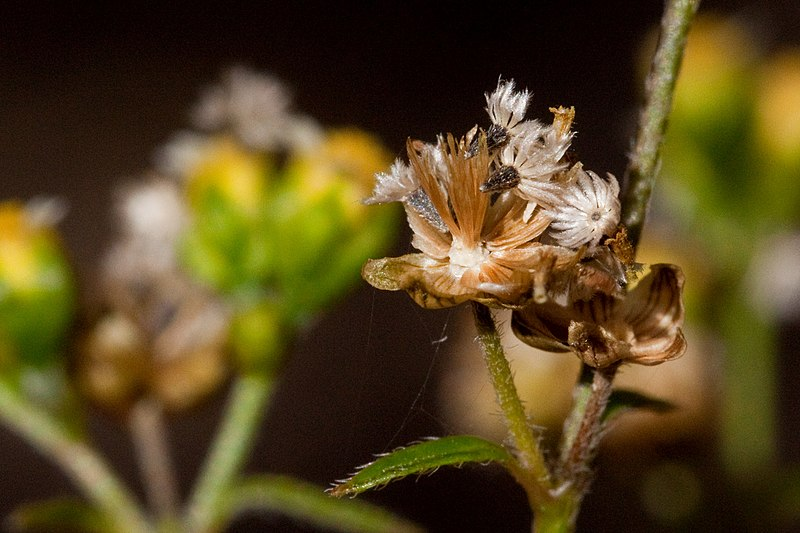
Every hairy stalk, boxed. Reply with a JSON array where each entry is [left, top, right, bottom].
[[471, 303, 552, 502], [184, 374, 274, 533], [559, 364, 619, 496], [545, 2, 700, 527], [621, 0, 701, 248], [557, 365, 595, 467], [0, 381, 151, 533], [129, 399, 179, 528]]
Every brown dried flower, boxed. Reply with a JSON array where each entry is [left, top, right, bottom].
[[77, 178, 231, 414], [363, 133, 578, 308], [512, 264, 686, 368], [362, 81, 602, 309], [362, 79, 685, 371]]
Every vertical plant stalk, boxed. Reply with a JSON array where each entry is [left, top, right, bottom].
[[557, 365, 594, 465], [0, 381, 151, 533], [621, 0, 701, 248], [471, 303, 552, 502], [184, 374, 274, 533], [558, 364, 619, 495], [129, 399, 179, 526], [544, 0, 700, 527]]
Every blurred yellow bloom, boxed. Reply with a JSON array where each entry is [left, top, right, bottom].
[[669, 16, 756, 129], [0, 199, 75, 369], [185, 136, 269, 217], [0, 201, 49, 291], [755, 49, 800, 165]]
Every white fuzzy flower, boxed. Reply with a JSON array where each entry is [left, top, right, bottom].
[[119, 178, 187, 245], [486, 79, 531, 132], [192, 66, 323, 152], [107, 178, 188, 279], [23, 197, 68, 228], [747, 233, 800, 320], [545, 165, 620, 249], [482, 108, 576, 221], [363, 159, 419, 204], [154, 131, 211, 179], [504, 123, 569, 182]]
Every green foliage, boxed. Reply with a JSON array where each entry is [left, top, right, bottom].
[[662, 19, 800, 270], [603, 388, 676, 423], [330, 435, 515, 498], [178, 131, 399, 372], [0, 203, 75, 370], [659, 16, 800, 480], [217, 475, 422, 533], [8, 498, 115, 533]]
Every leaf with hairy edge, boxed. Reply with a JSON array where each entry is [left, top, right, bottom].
[[329, 435, 515, 498], [8, 499, 115, 533], [603, 389, 676, 423]]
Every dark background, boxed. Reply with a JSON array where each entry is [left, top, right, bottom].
[[1, 2, 798, 532]]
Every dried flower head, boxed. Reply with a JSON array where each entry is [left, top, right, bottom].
[[512, 264, 686, 368], [363, 133, 576, 308], [544, 163, 621, 250], [363, 78, 686, 368], [77, 272, 231, 413], [363, 79, 624, 309]]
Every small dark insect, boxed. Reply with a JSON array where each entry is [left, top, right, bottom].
[[480, 165, 520, 192], [464, 123, 510, 158]]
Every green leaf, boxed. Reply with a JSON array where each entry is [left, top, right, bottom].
[[8, 498, 114, 533], [603, 389, 676, 422], [330, 435, 515, 498], [215, 474, 422, 533]]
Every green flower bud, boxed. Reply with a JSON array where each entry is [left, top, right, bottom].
[[269, 129, 399, 324], [752, 49, 800, 224], [0, 200, 78, 423], [668, 16, 756, 149], [180, 136, 275, 293], [0, 200, 75, 370]]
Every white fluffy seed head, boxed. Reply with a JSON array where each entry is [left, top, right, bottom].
[[545, 167, 620, 249]]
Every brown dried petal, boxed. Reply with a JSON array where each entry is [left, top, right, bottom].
[[362, 255, 472, 309], [512, 263, 686, 368], [620, 264, 686, 365], [568, 321, 632, 367], [362, 253, 544, 310], [511, 305, 572, 353]]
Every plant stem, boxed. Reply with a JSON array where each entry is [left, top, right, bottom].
[[129, 399, 179, 527], [0, 381, 151, 533], [223, 474, 424, 533], [532, 496, 581, 533], [558, 364, 619, 497], [621, 0, 701, 248], [471, 303, 551, 498], [557, 365, 595, 467], [184, 374, 274, 533]]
